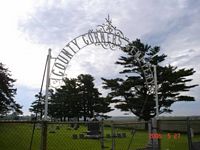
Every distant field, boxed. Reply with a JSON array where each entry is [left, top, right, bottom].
[[105, 118, 200, 133], [0, 122, 199, 150]]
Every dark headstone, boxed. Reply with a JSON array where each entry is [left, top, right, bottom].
[[117, 133, 122, 138], [106, 134, 111, 138], [79, 134, 85, 139], [87, 122, 100, 136], [56, 126, 60, 130], [72, 134, 78, 139], [122, 133, 126, 138]]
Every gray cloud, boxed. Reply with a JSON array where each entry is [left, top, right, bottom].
[[18, 0, 200, 116]]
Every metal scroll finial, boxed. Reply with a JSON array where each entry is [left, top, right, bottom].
[[93, 14, 129, 50], [105, 14, 112, 24]]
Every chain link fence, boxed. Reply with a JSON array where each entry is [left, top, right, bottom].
[[104, 121, 149, 150], [158, 118, 200, 150], [0, 118, 200, 150], [0, 121, 41, 150], [46, 121, 103, 150], [186, 118, 200, 150], [0, 121, 104, 150]]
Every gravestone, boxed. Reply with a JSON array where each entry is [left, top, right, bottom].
[[87, 118, 100, 138]]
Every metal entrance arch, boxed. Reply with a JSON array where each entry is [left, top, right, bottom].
[[44, 16, 156, 120], [50, 16, 154, 90]]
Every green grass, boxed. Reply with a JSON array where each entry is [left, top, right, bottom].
[[0, 123, 199, 150], [0, 123, 41, 150]]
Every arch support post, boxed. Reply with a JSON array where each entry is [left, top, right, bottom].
[[147, 65, 160, 150], [44, 48, 51, 120], [153, 65, 159, 118], [151, 65, 160, 150]]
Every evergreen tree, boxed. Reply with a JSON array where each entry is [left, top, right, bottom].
[[77, 74, 113, 120], [102, 39, 198, 121], [29, 92, 45, 119], [94, 96, 113, 118], [0, 63, 22, 115], [77, 74, 101, 121], [48, 74, 113, 121], [49, 78, 80, 121]]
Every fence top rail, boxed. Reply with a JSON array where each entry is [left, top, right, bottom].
[[0, 120, 102, 124], [157, 117, 200, 121], [157, 119, 200, 122], [47, 121, 101, 124], [111, 121, 148, 125], [1, 119, 199, 124], [0, 120, 41, 123]]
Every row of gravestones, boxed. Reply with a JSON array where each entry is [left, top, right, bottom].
[[72, 133, 127, 139]]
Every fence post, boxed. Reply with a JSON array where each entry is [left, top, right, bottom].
[[100, 120, 104, 150], [147, 120, 153, 147], [187, 117, 192, 150], [152, 118, 159, 150], [40, 121, 47, 150], [111, 122, 115, 150], [157, 119, 161, 150]]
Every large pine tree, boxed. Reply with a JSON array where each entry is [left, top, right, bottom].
[[102, 39, 198, 121], [49, 78, 79, 121], [77, 74, 100, 121], [0, 63, 22, 115], [77, 74, 113, 120]]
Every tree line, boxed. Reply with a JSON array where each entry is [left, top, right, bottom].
[[29, 74, 113, 121]]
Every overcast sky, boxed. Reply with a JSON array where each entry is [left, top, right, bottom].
[[0, 0, 199, 116]]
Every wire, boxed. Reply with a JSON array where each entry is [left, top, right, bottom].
[[127, 129, 136, 150], [29, 55, 48, 150]]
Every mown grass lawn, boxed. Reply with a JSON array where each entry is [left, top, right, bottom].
[[0, 123, 199, 150]]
